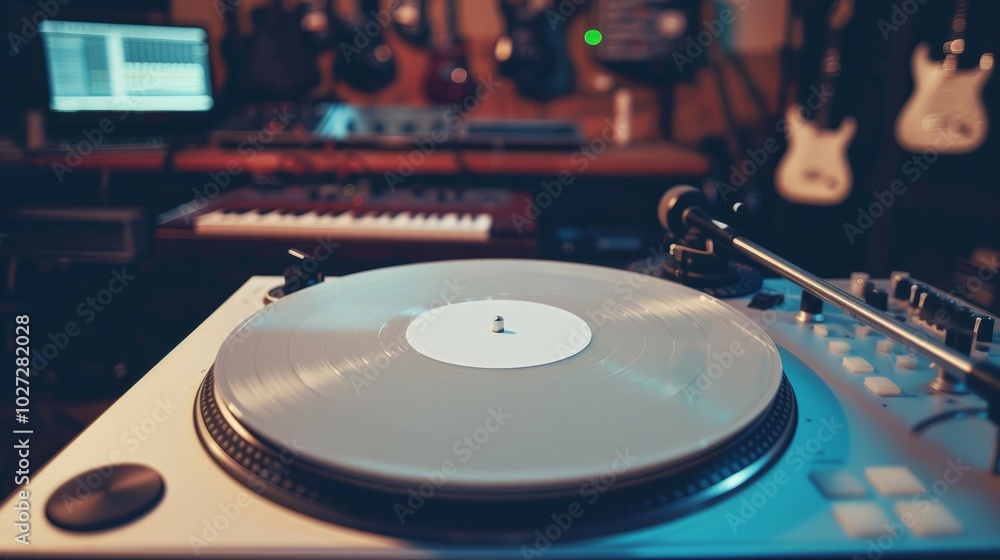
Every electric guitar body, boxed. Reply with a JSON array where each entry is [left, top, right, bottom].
[[895, 43, 992, 154], [334, 0, 397, 93], [775, 104, 856, 206], [774, 0, 856, 206], [423, 0, 476, 104], [494, 0, 575, 102], [424, 45, 476, 104]]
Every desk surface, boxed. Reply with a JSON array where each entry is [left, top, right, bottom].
[[23, 142, 709, 177]]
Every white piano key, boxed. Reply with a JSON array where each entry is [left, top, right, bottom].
[[410, 212, 429, 229], [256, 210, 287, 226], [355, 211, 380, 229], [297, 210, 322, 224], [194, 209, 226, 226], [390, 211, 413, 227], [424, 213, 442, 230], [214, 210, 246, 225], [440, 212, 460, 230], [329, 211, 356, 227], [457, 213, 474, 230], [231, 209, 263, 225], [473, 213, 493, 232]]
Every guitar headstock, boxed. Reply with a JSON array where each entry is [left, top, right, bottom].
[[826, 0, 854, 31]]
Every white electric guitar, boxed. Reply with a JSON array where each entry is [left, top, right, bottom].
[[895, 0, 993, 154], [775, 0, 856, 206]]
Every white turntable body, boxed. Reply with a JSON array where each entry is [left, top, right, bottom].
[[4, 262, 1000, 558]]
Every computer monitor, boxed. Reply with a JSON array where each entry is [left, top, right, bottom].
[[39, 20, 213, 114]]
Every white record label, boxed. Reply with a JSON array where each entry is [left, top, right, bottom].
[[405, 299, 593, 369]]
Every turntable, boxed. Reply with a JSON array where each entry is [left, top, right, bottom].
[[4, 187, 1000, 558]]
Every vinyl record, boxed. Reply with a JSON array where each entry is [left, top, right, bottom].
[[208, 259, 784, 499]]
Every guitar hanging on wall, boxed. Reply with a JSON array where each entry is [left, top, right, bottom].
[[894, 0, 994, 154], [774, 0, 856, 207], [423, 0, 476, 104], [334, 0, 398, 93], [493, 0, 576, 103], [391, 0, 431, 47]]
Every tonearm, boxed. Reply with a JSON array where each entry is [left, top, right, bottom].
[[658, 185, 1000, 474]]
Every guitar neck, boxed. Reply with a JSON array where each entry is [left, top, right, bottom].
[[814, 0, 853, 128], [943, 0, 970, 74], [356, 0, 380, 24], [440, 0, 459, 47], [814, 45, 842, 129]]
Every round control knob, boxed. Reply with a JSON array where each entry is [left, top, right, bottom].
[[849, 272, 870, 298], [946, 329, 975, 354], [46, 464, 165, 531], [796, 290, 825, 323], [945, 307, 977, 354], [919, 293, 954, 329], [893, 277, 914, 301], [889, 271, 910, 297], [865, 288, 889, 312]]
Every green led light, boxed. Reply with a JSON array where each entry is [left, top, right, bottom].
[[584, 29, 603, 46]]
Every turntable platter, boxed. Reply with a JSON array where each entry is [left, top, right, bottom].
[[197, 259, 794, 538], [210, 260, 782, 492]]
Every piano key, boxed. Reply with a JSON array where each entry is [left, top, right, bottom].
[[473, 213, 493, 232], [440, 213, 460, 230], [256, 210, 287, 225]]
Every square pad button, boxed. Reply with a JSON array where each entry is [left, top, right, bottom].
[[832, 502, 892, 538], [865, 466, 925, 496], [810, 469, 866, 499], [894, 501, 962, 537], [864, 376, 902, 397], [843, 356, 874, 374]]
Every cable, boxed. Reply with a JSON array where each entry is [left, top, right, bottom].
[[911, 407, 988, 436]]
